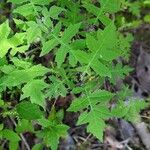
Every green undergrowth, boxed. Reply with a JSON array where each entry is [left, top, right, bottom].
[[0, 0, 149, 150]]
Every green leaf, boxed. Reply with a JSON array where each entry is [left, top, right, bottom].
[[144, 0, 150, 5], [125, 100, 148, 122], [27, 65, 50, 77], [77, 106, 109, 141], [144, 14, 150, 23], [0, 64, 13, 74], [13, 19, 27, 31], [3, 65, 49, 87], [41, 39, 58, 56], [0, 39, 12, 58], [11, 57, 32, 69], [32, 143, 43, 150], [43, 124, 69, 150], [9, 0, 50, 5], [26, 21, 41, 44], [15, 119, 34, 133], [55, 46, 68, 68], [45, 129, 58, 150], [55, 23, 81, 67], [21, 80, 48, 107], [16, 101, 43, 120], [99, 0, 121, 13], [96, 30, 121, 61], [0, 21, 26, 58], [0, 57, 7, 66], [38, 117, 69, 150], [41, 7, 53, 29], [116, 86, 132, 101], [91, 60, 111, 77], [86, 34, 97, 52], [111, 102, 129, 118], [0, 20, 10, 40], [74, 23, 119, 77], [32, 0, 51, 5], [41, 23, 81, 67], [38, 118, 53, 127], [61, 23, 81, 43], [9, 141, 18, 150], [46, 76, 67, 99], [2, 129, 20, 142], [67, 97, 89, 112], [109, 63, 133, 84], [62, 1, 82, 24], [83, 0, 121, 22], [83, 2, 111, 26], [8, 0, 28, 4], [13, 3, 35, 17], [68, 87, 113, 140], [0, 21, 11, 58], [0, 124, 4, 131], [72, 50, 90, 64], [11, 45, 29, 56], [9, 32, 26, 47], [118, 34, 133, 59], [129, 2, 141, 16], [112, 100, 148, 122], [49, 6, 65, 19], [54, 23, 81, 67], [68, 90, 114, 112], [3, 69, 33, 87]]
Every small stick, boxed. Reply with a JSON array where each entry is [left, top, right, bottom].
[[134, 122, 150, 150]]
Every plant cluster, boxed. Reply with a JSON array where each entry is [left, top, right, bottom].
[[0, 0, 148, 150]]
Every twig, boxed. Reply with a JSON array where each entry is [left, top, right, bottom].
[[134, 122, 150, 150], [126, 145, 133, 150], [83, 134, 91, 143], [25, 47, 40, 56], [2, 140, 7, 148], [141, 115, 150, 120]]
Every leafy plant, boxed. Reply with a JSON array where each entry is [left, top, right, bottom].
[[0, 0, 148, 150]]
